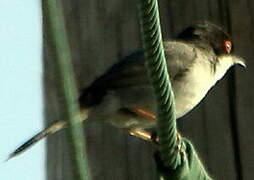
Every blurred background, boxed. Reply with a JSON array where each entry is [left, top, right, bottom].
[[2, 0, 254, 180], [45, 0, 253, 180], [0, 0, 44, 180]]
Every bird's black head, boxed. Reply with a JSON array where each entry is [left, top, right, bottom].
[[177, 21, 233, 55]]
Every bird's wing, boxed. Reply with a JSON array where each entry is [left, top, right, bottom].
[[79, 41, 197, 108], [79, 51, 147, 108], [163, 41, 197, 80]]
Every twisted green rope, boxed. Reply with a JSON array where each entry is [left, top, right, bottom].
[[45, 0, 89, 179], [138, 0, 181, 169]]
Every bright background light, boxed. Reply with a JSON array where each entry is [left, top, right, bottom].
[[0, 0, 45, 180]]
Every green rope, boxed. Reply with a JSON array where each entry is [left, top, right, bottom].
[[138, 0, 180, 169], [45, 0, 89, 179], [138, 1, 213, 179]]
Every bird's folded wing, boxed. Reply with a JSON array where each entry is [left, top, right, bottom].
[[79, 41, 197, 108], [164, 41, 197, 81]]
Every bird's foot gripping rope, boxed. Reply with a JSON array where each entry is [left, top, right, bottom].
[[127, 128, 186, 162]]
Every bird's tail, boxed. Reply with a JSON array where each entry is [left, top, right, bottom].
[[7, 109, 89, 161]]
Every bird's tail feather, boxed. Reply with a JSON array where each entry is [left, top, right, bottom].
[[7, 109, 89, 161], [7, 121, 67, 161]]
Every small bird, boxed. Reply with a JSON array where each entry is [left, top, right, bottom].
[[8, 21, 246, 160]]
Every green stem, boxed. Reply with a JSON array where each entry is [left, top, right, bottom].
[[45, 0, 89, 179]]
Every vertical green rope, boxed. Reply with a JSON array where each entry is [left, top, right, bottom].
[[138, 0, 181, 169], [45, 0, 89, 179]]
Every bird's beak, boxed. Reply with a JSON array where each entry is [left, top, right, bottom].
[[218, 54, 247, 68], [234, 57, 246, 68], [232, 55, 246, 68]]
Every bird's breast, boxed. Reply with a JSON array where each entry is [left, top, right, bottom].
[[173, 54, 216, 118]]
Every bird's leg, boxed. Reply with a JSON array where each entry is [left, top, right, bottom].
[[129, 108, 156, 121], [126, 129, 158, 143], [126, 108, 183, 154], [125, 108, 158, 143]]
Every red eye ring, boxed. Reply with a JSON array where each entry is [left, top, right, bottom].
[[224, 40, 232, 54]]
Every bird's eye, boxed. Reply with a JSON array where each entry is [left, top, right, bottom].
[[223, 40, 232, 54]]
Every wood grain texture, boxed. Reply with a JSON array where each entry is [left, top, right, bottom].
[[229, 0, 254, 179], [44, 0, 253, 179]]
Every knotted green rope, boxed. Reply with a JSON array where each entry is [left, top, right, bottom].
[[138, 0, 180, 169]]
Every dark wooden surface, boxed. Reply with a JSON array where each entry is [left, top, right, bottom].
[[44, 0, 254, 179]]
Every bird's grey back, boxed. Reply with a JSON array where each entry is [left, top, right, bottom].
[[79, 41, 200, 118], [79, 41, 197, 108]]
